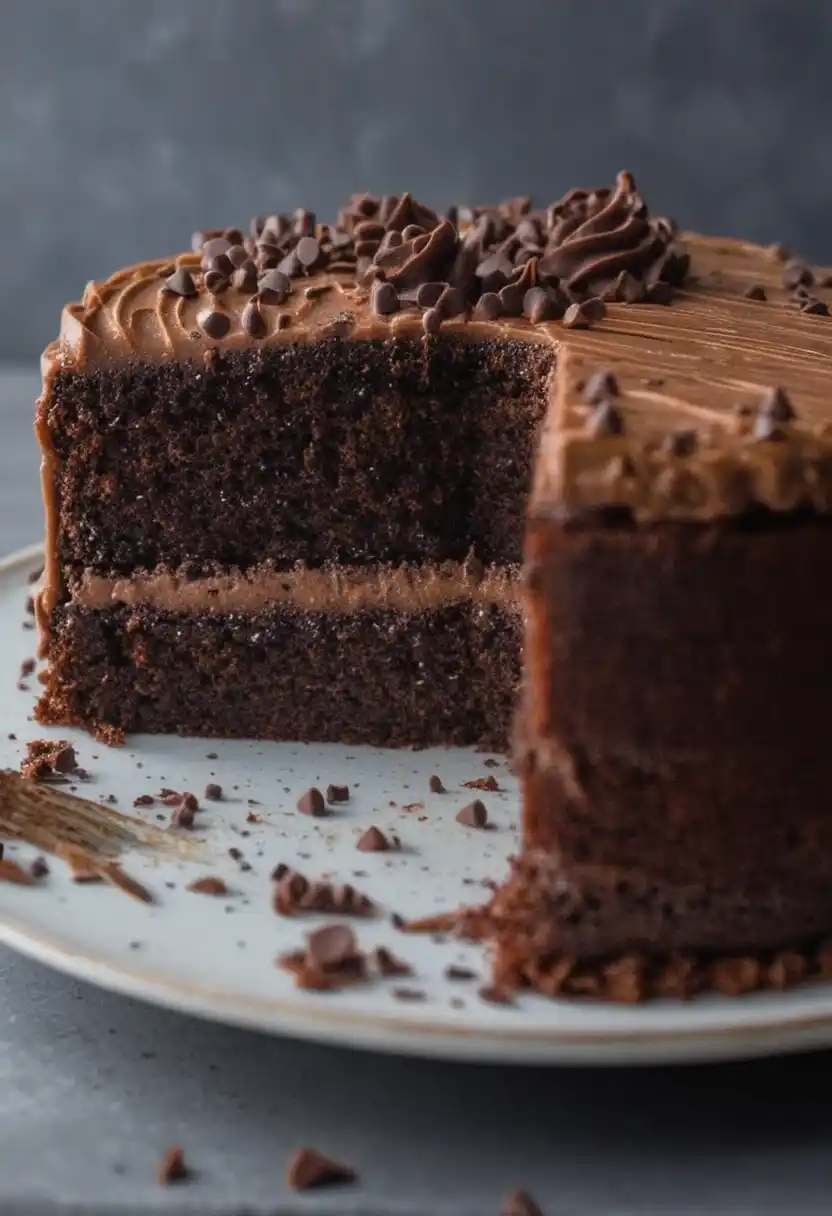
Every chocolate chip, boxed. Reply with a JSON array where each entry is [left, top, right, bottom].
[[415, 281, 444, 308], [818, 272, 832, 288], [157, 1145, 189, 1186], [171, 802, 195, 829], [227, 244, 250, 268], [437, 285, 467, 318], [297, 787, 327, 817], [501, 1189, 545, 1216], [422, 307, 442, 335], [662, 428, 697, 456], [326, 784, 350, 804], [456, 799, 488, 829], [162, 268, 197, 298], [588, 400, 624, 437], [523, 286, 559, 323], [133, 794, 154, 806], [373, 946, 413, 977], [356, 826, 389, 853], [612, 270, 646, 303], [429, 774, 446, 794], [473, 292, 502, 321], [802, 297, 829, 316], [201, 236, 231, 264], [198, 309, 230, 340], [644, 281, 673, 305], [232, 263, 258, 294], [257, 269, 291, 304], [306, 923, 357, 970], [760, 386, 795, 422], [753, 414, 786, 442], [295, 236, 322, 270], [581, 295, 606, 321], [743, 283, 767, 301], [286, 1147, 356, 1192], [781, 260, 814, 289], [241, 299, 267, 338], [583, 370, 619, 403], [371, 280, 399, 316], [563, 302, 593, 329], [204, 783, 223, 801]]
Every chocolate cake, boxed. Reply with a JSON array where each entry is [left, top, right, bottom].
[[35, 170, 832, 997]]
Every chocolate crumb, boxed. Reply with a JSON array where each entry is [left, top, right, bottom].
[[456, 799, 488, 829], [743, 283, 767, 301], [205, 751, 218, 759], [157, 1145, 189, 1186], [563, 301, 594, 330], [444, 964, 477, 981], [802, 297, 830, 316], [297, 787, 327, 817], [19, 658, 35, 679], [502, 1189, 545, 1216], [429, 774, 446, 793], [392, 986, 426, 1002], [373, 946, 413, 977], [286, 1147, 356, 1192], [781, 260, 814, 290], [326, 783, 350, 804], [187, 876, 228, 896], [391, 912, 406, 930], [29, 856, 49, 879], [463, 775, 499, 792], [204, 782, 222, 801], [356, 825, 389, 853]]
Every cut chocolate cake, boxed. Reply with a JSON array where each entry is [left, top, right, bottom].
[[35, 170, 832, 998]]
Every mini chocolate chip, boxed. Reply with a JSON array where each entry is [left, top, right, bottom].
[[204, 783, 223, 801], [286, 1147, 356, 1192], [356, 826, 389, 853], [456, 799, 488, 829], [613, 270, 646, 303], [199, 309, 230, 339], [760, 386, 796, 422], [203, 269, 230, 295], [297, 787, 327, 817], [258, 269, 291, 304], [429, 774, 446, 794], [662, 428, 697, 456], [583, 370, 619, 403], [201, 236, 231, 263], [588, 400, 624, 437], [802, 297, 829, 316], [754, 414, 786, 442], [241, 300, 267, 338], [644, 281, 673, 305], [498, 281, 525, 315], [422, 307, 442, 335], [743, 283, 767, 301], [781, 260, 814, 289], [371, 281, 399, 316], [473, 292, 502, 321], [162, 268, 197, 298]]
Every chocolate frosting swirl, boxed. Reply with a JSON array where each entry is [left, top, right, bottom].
[[538, 171, 689, 298]]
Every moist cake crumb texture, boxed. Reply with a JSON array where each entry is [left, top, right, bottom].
[[33, 172, 832, 1000]]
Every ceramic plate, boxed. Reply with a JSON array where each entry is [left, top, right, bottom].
[[2, 544, 832, 1066]]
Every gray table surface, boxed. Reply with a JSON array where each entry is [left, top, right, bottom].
[[2, 366, 832, 1216]]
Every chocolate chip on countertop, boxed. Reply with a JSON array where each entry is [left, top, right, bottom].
[[456, 799, 488, 829], [297, 787, 327, 817], [759, 386, 796, 422], [204, 782, 223, 801], [326, 784, 350, 804], [583, 370, 619, 403], [286, 1147, 357, 1192], [356, 826, 389, 853]]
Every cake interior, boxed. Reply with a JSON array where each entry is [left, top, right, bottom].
[[38, 336, 554, 745]]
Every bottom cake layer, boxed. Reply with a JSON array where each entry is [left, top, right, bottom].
[[474, 851, 832, 1002], [36, 601, 521, 747]]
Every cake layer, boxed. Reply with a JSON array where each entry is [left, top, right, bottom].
[[43, 337, 553, 583], [520, 512, 832, 891], [36, 599, 521, 747]]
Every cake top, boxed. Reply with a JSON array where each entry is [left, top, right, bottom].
[[44, 171, 832, 523]]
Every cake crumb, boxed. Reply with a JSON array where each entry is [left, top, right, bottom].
[[157, 1145, 189, 1185], [20, 739, 82, 783], [94, 723, 125, 747], [286, 1146, 356, 1191], [0, 858, 38, 886]]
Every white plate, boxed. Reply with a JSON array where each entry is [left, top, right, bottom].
[[2, 544, 832, 1066]]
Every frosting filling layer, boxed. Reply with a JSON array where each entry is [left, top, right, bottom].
[[73, 561, 521, 616]]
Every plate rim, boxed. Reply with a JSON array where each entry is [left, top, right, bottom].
[[5, 542, 832, 1067]]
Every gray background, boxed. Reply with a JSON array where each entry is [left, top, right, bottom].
[[2, 0, 832, 360]]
